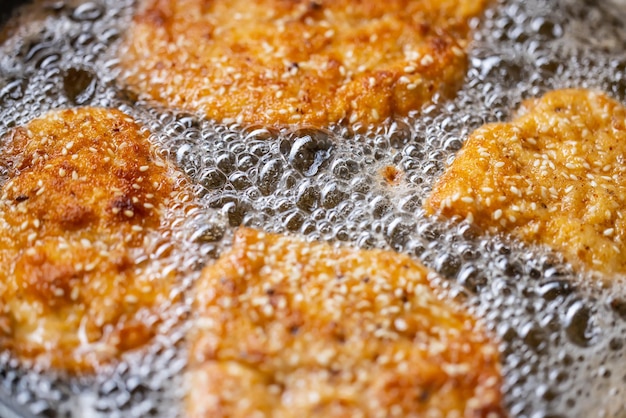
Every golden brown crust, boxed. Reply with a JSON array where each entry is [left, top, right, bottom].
[[188, 228, 504, 417], [0, 107, 190, 373], [424, 89, 626, 276], [121, 0, 488, 127]]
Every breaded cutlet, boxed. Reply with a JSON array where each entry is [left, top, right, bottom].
[[0, 107, 191, 373], [121, 0, 488, 127], [425, 89, 626, 277], [188, 228, 504, 417]]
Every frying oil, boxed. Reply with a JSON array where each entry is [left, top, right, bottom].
[[0, 0, 626, 417]]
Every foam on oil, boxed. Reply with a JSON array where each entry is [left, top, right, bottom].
[[0, 0, 626, 417]]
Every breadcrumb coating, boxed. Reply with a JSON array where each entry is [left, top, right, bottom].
[[188, 228, 504, 417], [425, 89, 626, 276], [121, 0, 488, 127], [0, 107, 191, 373]]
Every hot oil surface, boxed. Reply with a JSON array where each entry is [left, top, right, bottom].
[[0, 0, 626, 417]]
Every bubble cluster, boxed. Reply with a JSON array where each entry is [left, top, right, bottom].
[[0, 0, 626, 417]]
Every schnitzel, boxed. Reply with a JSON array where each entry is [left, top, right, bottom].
[[187, 227, 503, 417], [121, 0, 488, 127], [0, 107, 191, 373], [425, 89, 626, 276]]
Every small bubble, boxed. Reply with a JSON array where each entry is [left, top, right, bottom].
[[520, 322, 548, 354], [349, 177, 371, 195], [71, 32, 96, 49], [284, 129, 333, 177], [257, 159, 283, 196], [537, 280, 574, 301], [37, 53, 61, 70], [385, 120, 413, 149], [229, 172, 253, 191], [456, 265, 486, 292], [283, 211, 304, 232], [43, 1, 65, 12], [497, 323, 519, 345], [442, 136, 463, 151], [331, 158, 360, 180], [531, 17, 563, 39], [23, 39, 54, 63], [243, 126, 279, 142], [216, 153, 237, 175], [208, 195, 249, 227], [434, 253, 461, 280], [0, 78, 27, 102], [565, 301, 598, 348], [236, 154, 258, 172], [295, 183, 319, 212], [610, 298, 626, 320], [370, 195, 392, 219], [320, 182, 347, 209], [398, 194, 421, 213], [385, 215, 415, 250], [609, 338, 623, 351], [70, 2, 104, 21]]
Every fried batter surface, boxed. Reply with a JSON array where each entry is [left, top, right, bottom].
[[425, 89, 626, 276], [121, 0, 488, 127], [0, 107, 190, 372], [188, 228, 503, 417]]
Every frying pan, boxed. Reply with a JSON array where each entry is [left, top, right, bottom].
[[1, 0, 626, 417]]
